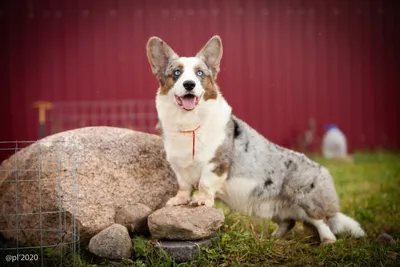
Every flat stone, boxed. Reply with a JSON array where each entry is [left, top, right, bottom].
[[154, 232, 218, 262], [148, 205, 225, 240]]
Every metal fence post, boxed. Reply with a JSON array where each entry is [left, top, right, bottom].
[[33, 101, 53, 139]]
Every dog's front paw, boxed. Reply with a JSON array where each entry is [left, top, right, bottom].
[[165, 195, 190, 207], [190, 197, 214, 207]]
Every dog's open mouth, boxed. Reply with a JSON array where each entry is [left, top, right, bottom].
[[175, 95, 200, 111]]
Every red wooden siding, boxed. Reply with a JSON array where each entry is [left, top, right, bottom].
[[0, 0, 399, 152]]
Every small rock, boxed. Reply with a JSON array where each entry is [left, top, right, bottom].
[[148, 205, 225, 240], [376, 233, 396, 246], [155, 232, 218, 262], [115, 204, 152, 234], [387, 251, 397, 261], [89, 224, 132, 259]]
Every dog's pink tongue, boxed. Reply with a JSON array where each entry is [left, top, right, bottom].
[[181, 97, 196, 110]]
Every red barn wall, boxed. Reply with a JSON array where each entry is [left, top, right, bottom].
[[0, 0, 399, 151]]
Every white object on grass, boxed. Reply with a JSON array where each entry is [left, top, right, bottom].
[[322, 125, 348, 159]]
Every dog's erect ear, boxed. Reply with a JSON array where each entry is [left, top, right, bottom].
[[196, 35, 223, 78], [146, 37, 178, 80]]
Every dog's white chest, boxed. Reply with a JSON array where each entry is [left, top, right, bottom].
[[164, 128, 225, 168], [164, 133, 200, 167]]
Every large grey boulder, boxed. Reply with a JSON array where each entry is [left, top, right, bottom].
[[148, 206, 225, 241], [0, 127, 178, 246]]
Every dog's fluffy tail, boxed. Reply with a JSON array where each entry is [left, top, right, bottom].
[[328, 212, 366, 238]]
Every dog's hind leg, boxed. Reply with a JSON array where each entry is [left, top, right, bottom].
[[272, 219, 296, 239], [306, 218, 337, 244], [328, 212, 366, 238]]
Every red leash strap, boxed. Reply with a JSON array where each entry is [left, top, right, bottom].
[[179, 125, 201, 159]]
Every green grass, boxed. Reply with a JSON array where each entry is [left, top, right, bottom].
[[77, 152, 400, 267]]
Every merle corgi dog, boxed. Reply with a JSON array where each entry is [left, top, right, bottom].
[[146, 35, 365, 244]]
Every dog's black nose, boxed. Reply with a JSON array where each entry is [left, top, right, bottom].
[[183, 80, 196, 91]]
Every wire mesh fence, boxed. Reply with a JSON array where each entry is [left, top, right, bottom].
[[0, 140, 79, 266], [46, 99, 158, 136]]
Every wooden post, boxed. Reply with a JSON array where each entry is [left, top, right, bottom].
[[33, 101, 53, 138]]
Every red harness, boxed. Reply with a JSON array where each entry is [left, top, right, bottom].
[[179, 125, 201, 159]]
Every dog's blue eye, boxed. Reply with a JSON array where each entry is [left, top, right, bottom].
[[196, 70, 203, 77], [174, 70, 181, 76]]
